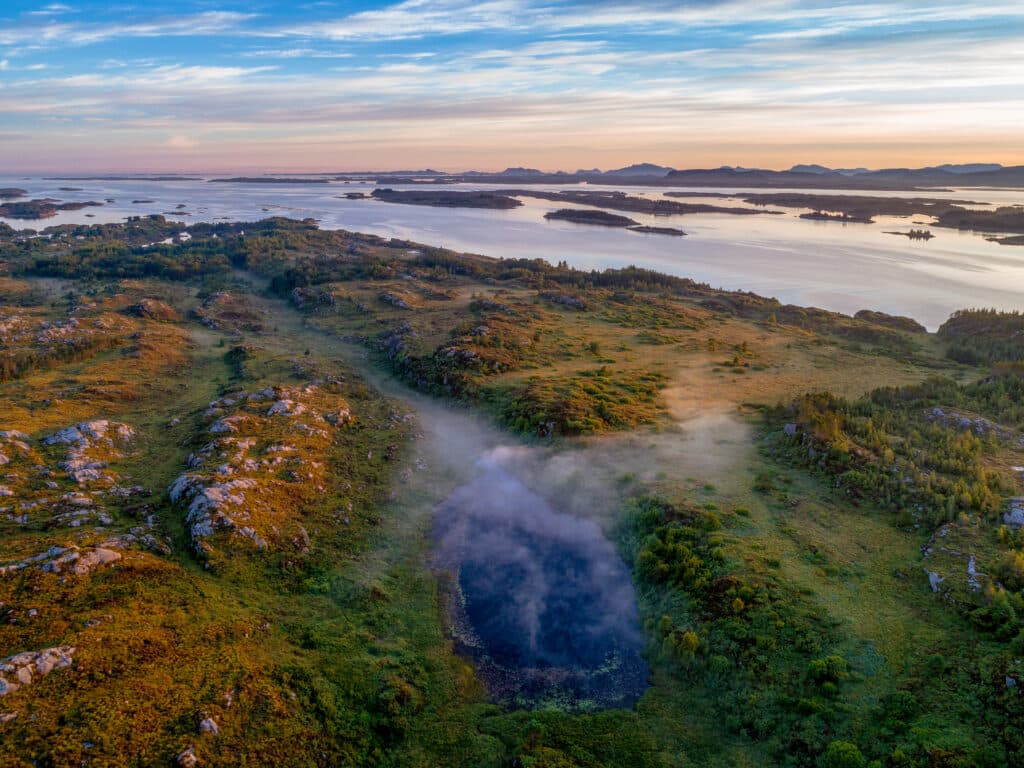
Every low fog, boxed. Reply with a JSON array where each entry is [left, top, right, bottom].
[[346, 353, 751, 707]]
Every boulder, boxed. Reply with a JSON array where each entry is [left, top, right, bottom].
[[130, 299, 181, 322], [1005, 498, 1024, 528], [0, 646, 75, 696], [267, 399, 306, 417]]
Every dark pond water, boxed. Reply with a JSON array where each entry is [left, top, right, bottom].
[[433, 454, 648, 710]]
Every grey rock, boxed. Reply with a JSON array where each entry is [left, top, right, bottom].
[[176, 745, 199, 767]]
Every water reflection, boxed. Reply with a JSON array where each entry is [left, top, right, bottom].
[[3, 176, 1023, 328], [433, 450, 648, 710]]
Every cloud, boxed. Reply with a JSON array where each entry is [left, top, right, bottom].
[[282, 0, 528, 41], [51, 64, 276, 89], [0, 11, 257, 47], [1, 0, 1023, 170], [240, 47, 354, 60], [165, 135, 198, 149], [27, 3, 75, 16], [277, 0, 1024, 42]]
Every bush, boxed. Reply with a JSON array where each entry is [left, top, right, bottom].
[[820, 740, 867, 768]]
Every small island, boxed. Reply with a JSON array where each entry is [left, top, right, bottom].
[[885, 229, 934, 240], [371, 189, 522, 209], [800, 210, 872, 223], [544, 208, 639, 227], [208, 177, 331, 184], [45, 176, 203, 181], [510, 189, 776, 216], [0, 188, 27, 199], [628, 225, 687, 236], [131, 199, 156, 204], [0, 199, 104, 219], [938, 205, 1024, 235], [986, 235, 1024, 246]]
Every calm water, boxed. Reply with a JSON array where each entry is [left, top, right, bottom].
[[3, 175, 1024, 329], [433, 452, 648, 709]]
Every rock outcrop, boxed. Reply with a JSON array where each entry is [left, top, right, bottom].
[[0, 646, 75, 696], [44, 420, 135, 486], [1, 544, 121, 576], [168, 385, 352, 560], [1005, 498, 1024, 528]]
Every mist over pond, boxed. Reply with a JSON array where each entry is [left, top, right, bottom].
[[432, 448, 648, 710], [3, 175, 1024, 328]]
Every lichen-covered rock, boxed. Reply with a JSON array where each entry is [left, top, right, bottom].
[[209, 415, 245, 434], [380, 291, 412, 309], [540, 291, 587, 310], [187, 479, 258, 537], [1005, 498, 1024, 528], [129, 298, 181, 322], [267, 399, 306, 417], [44, 420, 135, 486], [0, 646, 75, 696], [46, 547, 121, 575], [169, 384, 352, 560], [1, 544, 122, 577], [0, 545, 68, 574], [176, 745, 200, 767], [927, 407, 1014, 440]]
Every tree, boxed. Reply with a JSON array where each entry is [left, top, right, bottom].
[[678, 630, 700, 656], [820, 740, 867, 768]]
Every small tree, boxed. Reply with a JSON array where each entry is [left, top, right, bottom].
[[819, 740, 866, 768], [678, 630, 699, 656]]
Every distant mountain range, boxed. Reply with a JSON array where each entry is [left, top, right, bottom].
[[603, 163, 675, 178], [329, 162, 1024, 189], [662, 163, 1024, 189], [787, 162, 1004, 177]]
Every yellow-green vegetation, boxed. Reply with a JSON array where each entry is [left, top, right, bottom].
[[2, 217, 1023, 768], [0, 275, 484, 767], [762, 371, 1024, 764]]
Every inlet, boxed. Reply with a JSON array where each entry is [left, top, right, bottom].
[[433, 450, 648, 711]]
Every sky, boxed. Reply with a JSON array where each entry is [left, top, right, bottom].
[[0, 0, 1023, 173]]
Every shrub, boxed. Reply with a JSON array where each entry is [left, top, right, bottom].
[[820, 740, 867, 768]]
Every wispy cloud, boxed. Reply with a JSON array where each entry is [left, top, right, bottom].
[[1, 0, 1023, 171], [165, 134, 198, 149], [27, 3, 76, 17], [0, 10, 257, 46], [240, 47, 353, 59], [49, 64, 276, 89]]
